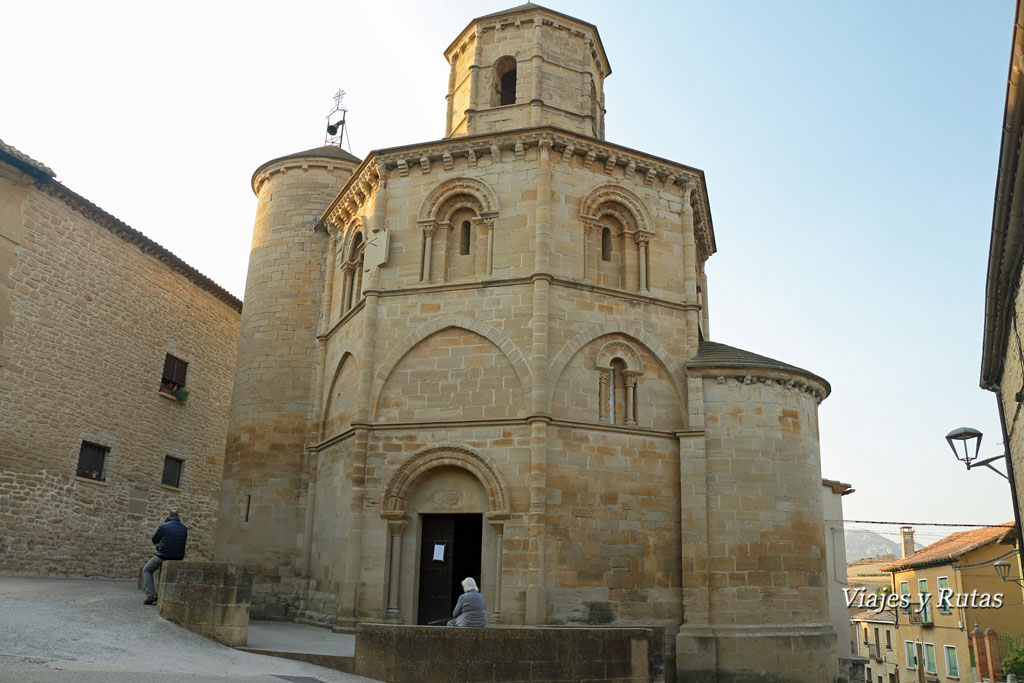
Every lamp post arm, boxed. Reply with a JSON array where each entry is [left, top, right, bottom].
[[965, 454, 1010, 480], [981, 462, 1010, 481]]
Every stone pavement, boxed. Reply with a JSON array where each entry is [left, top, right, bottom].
[[0, 575, 376, 682]]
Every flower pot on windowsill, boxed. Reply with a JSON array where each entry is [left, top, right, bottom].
[[174, 386, 190, 403]]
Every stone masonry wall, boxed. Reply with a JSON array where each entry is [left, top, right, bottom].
[[998, 255, 1024, 552], [0, 168, 240, 578]]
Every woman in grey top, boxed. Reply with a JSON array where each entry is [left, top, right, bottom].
[[448, 577, 487, 627]]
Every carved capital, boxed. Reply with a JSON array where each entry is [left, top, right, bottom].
[[633, 233, 651, 247], [387, 517, 409, 536], [598, 370, 610, 388], [375, 162, 389, 188], [625, 375, 637, 389]]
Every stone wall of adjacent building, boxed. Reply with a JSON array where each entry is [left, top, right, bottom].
[[998, 262, 1024, 562], [0, 160, 240, 578]]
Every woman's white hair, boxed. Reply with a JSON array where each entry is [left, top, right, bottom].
[[461, 577, 478, 592]]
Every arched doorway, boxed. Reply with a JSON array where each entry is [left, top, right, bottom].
[[380, 446, 511, 624]]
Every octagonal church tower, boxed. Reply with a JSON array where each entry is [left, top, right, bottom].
[[215, 5, 838, 681]]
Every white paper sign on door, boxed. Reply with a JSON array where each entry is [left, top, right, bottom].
[[433, 543, 445, 561]]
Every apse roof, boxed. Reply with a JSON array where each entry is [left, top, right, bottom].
[[690, 340, 830, 393]]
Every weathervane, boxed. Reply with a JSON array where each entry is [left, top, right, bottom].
[[325, 89, 351, 151]]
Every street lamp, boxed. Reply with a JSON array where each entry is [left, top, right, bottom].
[[945, 427, 1008, 479], [946, 426, 1024, 589], [993, 560, 1024, 586]]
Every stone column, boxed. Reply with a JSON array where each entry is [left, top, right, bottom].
[[525, 139, 553, 625], [582, 222, 595, 282], [340, 264, 353, 313], [441, 221, 452, 282], [526, 416, 549, 624], [700, 268, 710, 338], [531, 23, 543, 126], [445, 53, 457, 136], [485, 218, 494, 275], [598, 370, 610, 423], [582, 41, 595, 136], [634, 233, 650, 293], [624, 375, 637, 426], [488, 519, 504, 623], [421, 225, 435, 282], [322, 231, 339, 330], [476, 216, 495, 276], [385, 517, 408, 618], [467, 27, 483, 134], [301, 446, 319, 585], [337, 427, 369, 631], [680, 182, 700, 359]]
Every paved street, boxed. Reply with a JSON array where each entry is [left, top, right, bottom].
[[0, 575, 375, 682]]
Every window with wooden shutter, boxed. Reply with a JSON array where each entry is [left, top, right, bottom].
[[162, 456, 183, 488], [76, 442, 108, 481], [161, 354, 188, 394]]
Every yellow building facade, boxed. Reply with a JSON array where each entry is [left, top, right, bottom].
[[882, 525, 1022, 682]]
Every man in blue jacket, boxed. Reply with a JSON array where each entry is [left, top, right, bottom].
[[142, 511, 188, 605]]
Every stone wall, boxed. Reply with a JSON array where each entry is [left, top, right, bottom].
[[353, 624, 663, 683], [157, 561, 255, 647], [213, 150, 357, 574], [0, 159, 240, 578], [998, 255, 1024, 555]]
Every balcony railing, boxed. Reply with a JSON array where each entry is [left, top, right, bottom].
[[868, 643, 882, 661], [906, 605, 933, 626]]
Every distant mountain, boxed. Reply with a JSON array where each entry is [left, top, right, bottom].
[[845, 530, 907, 561]]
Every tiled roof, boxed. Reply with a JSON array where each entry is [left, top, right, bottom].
[[689, 340, 830, 393], [0, 138, 55, 178], [274, 145, 361, 165], [851, 609, 896, 624], [477, 3, 539, 20], [0, 138, 242, 312], [880, 523, 1015, 572]]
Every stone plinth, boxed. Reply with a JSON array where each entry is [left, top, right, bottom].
[[157, 561, 255, 646], [353, 624, 663, 682]]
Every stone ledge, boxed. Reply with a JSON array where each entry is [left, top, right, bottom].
[[157, 561, 256, 647], [352, 623, 663, 682]]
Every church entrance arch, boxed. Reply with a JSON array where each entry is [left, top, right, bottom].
[[380, 445, 511, 624]]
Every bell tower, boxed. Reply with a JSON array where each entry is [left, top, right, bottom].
[[444, 3, 610, 139]]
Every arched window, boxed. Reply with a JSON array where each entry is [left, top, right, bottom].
[[344, 231, 364, 312], [493, 56, 517, 107], [501, 70, 517, 105], [460, 220, 471, 255], [601, 227, 612, 261], [596, 341, 643, 427]]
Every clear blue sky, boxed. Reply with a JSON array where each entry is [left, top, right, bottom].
[[3, 1, 1016, 548]]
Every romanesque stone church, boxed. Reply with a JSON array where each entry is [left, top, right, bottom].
[[214, 4, 838, 680]]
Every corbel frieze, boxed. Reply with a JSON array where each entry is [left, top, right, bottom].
[[364, 129, 713, 255], [692, 367, 829, 403], [325, 158, 389, 229]]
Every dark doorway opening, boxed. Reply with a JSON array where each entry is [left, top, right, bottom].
[[417, 513, 482, 625]]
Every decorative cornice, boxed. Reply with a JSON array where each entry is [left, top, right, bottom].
[[690, 367, 829, 404], [308, 416, 681, 452], [322, 161, 389, 229], [316, 124, 716, 263]]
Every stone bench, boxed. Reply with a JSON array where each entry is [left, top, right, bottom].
[[152, 561, 256, 647], [352, 623, 664, 682]]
